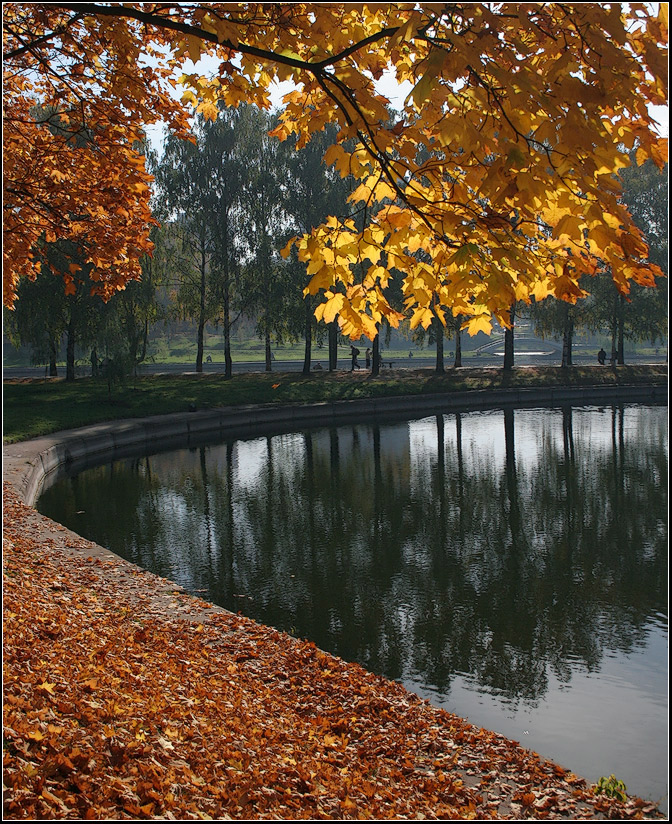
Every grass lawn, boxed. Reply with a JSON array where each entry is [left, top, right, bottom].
[[3, 364, 667, 444]]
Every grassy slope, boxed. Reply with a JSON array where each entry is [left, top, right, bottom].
[[3, 365, 667, 444]]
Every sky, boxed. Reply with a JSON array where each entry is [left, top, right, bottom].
[[146, 51, 668, 154]]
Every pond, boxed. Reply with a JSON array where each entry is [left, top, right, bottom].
[[37, 403, 668, 811]]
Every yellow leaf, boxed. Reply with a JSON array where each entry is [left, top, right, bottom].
[[197, 100, 219, 121], [322, 293, 345, 324], [373, 179, 397, 201], [408, 49, 444, 108], [350, 182, 373, 204], [464, 315, 493, 336], [530, 279, 551, 301], [553, 214, 584, 239], [323, 146, 341, 168], [410, 306, 434, 330], [280, 237, 296, 259], [306, 268, 333, 294], [180, 88, 198, 107], [186, 34, 202, 64]]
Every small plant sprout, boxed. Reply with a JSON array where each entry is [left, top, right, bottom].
[[594, 774, 628, 803]]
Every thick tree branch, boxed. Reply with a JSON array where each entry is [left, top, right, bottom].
[[15, 3, 402, 75]]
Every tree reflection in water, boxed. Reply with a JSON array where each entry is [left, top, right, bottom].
[[41, 405, 667, 704], [38, 404, 667, 802]]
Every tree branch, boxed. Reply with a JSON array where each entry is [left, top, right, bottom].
[[29, 3, 402, 75]]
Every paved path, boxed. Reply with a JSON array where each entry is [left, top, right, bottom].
[[4, 354, 666, 380]]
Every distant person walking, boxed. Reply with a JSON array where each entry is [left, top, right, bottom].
[[350, 345, 361, 371], [365, 348, 371, 369], [597, 347, 606, 365]]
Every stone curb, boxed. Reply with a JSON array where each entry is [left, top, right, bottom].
[[3, 383, 666, 507]]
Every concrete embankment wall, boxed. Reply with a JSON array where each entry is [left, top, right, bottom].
[[4, 383, 666, 508]]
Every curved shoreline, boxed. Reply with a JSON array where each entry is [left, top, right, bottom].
[[3, 384, 667, 819], [4, 382, 666, 507]]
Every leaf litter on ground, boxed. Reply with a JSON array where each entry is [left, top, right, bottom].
[[3, 484, 665, 820]]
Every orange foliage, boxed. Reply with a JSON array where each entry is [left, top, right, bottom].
[[2, 4, 190, 307], [2, 3, 668, 336]]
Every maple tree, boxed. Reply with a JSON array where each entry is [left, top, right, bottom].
[[3, 3, 668, 339]]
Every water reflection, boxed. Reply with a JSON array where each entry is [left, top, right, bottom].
[[38, 404, 668, 805]]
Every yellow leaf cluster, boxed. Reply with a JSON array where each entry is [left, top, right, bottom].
[[2, 2, 667, 335]]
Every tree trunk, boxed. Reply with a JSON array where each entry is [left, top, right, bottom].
[[49, 338, 58, 376], [434, 311, 444, 373], [617, 294, 625, 365], [372, 332, 381, 377], [561, 306, 573, 368], [302, 297, 312, 375], [223, 290, 233, 379], [454, 318, 462, 367], [503, 303, 515, 371], [139, 317, 148, 365], [328, 321, 338, 371], [265, 329, 272, 372], [610, 293, 618, 366], [435, 327, 444, 373], [196, 316, 205, 373], [65, 312, 76, 382], [223, 230, 233, 380], [196, 243, 206, 373]]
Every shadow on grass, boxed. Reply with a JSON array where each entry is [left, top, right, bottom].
[[3, 365, 666, 444]]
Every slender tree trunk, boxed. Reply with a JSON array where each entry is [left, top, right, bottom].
[[65, 312, 76, 382], [561, 305, 573, 368], [265, 328, 272, 372], [372, 332, 381, 377], [328, 321, 338, 371], [503, 303, 515, 371], [617, 294, 625, 365], [223, 228, 233, 380], [223, 290, 233, 379], [454, 318, 462, 367], [434, 311, 444, 373], [196, 242, 206, 373], [610, 293, 618, 366], [139, 317, 148, 365], [302, 297, 312, 375], [49, 338, 58, 376], [196, 317, 205, 372]]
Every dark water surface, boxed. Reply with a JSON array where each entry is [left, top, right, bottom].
[[37, 404, 668, 810]]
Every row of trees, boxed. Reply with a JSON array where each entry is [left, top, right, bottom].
[[4, 104, 349, 379], [6, 105, 667, 379], [4, 5, 667, 354], [151, 104, 354, 376], [525, 153, 668, 368]]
